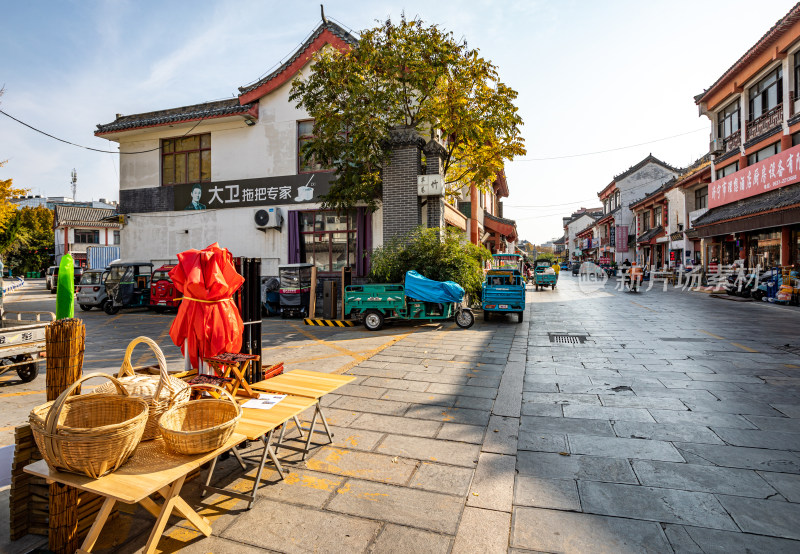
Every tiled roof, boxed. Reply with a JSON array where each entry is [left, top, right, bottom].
[[637, 226, 664, 244], [96, 99, 256, 134], [53, 205, 121, 228], [695, 3, 800, 104], [692, 182, 800, 227], [613, 154, 679, 182], [238, 21, 358, 97]]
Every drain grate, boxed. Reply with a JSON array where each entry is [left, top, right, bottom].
[[548, 333, 587, 344]]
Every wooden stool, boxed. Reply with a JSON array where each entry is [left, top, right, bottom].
[[202, 353, 261, 399]]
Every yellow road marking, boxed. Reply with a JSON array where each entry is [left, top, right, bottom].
[[785, 364, 800, 369], [289, 323, 360, 357], [699, 329, 725, 340], [730, 342, 758, 353], [630, 301, 655, 312], [0, 389, 45, 398]]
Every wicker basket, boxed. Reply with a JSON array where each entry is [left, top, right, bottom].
[[29, 373, 149, 479], [93, 336, 191, 441], [159, 384, 242, 455]]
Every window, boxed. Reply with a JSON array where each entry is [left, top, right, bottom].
[[654, 207, 663, 227], [113, 230, 120, 245], [642, 211, 650, 231], [297, 120, 333, 173], [614, 191, 620, 209], [747, 143, 780, 165], [748, 67, 782, 120], [715, 162, 739, 180], [603, 200, 609, 214], [162, 134, 210, 186], [74, 229, 99, 244], [717, 100, 740, 139], [795, 53, 800, 101], [695, 186, 708, 210], [299, 210, 357, 273]]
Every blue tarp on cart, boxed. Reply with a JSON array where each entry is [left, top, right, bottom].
[[404, 271, 465, 303]]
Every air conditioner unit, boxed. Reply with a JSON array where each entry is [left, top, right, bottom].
[[709, 138, 724, 155], [254, 208, 283, 231]]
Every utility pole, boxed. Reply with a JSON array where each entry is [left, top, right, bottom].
[[70, 169, 77, 201]]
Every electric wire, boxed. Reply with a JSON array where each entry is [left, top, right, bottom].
[[516, 128, 707, 161], [0, 109, 207, 154]]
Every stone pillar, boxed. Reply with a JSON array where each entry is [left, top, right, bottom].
[[381, 127, 425, 244], [423, 139, 447, 232]]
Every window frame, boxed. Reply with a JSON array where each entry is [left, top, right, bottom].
[[297, 119, 338, 174], [746, 143, 780, 165], [113, 230, 121, 245], [298, 209, 358, 274], [717, 100, 740, 139], [161, 133, 211, 186], [73, 229, 100, 244], [695, 186, 708, 210], [748, 67, 783, 121]]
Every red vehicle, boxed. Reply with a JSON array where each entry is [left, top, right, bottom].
[[149, 265, 181, 312]]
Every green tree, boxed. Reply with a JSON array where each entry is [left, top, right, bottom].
[[369, 227, 491, 302], [290, 17, 525, 210], [4, 206, 54, 274]]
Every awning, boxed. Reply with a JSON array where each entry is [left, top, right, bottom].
[[636, 226, 664, 244], [669, 231, 683, 241], [444, 203, 467, 230], [483, 211, 517, 242]]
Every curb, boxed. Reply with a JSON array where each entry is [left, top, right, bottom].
[[303, 318, 357, 327]]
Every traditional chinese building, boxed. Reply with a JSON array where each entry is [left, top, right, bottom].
[[693, 4, 800, 269], [53, 205, 122, 268], [95, 17, 518, 279]]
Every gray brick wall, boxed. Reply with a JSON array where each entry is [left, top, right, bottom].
[[381, 144, 422, 243], [120, 187, 174, 214]]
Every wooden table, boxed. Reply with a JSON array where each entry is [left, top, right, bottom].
[[201, 394, 318, 509], [24, 434, 245, 554], [251, 369, 356, 459]]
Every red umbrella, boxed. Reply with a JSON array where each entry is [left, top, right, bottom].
[[169, 243, 244, 369]]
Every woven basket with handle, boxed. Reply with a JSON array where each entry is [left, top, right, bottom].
[[94, 336, 191, 441], [159, 384, 242, 455], [29, 373, 149, 479]]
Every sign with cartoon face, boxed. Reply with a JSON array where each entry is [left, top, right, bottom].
[[172, 172, 334, 211]]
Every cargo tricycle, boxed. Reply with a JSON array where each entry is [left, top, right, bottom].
[[104, 262, 154, 315], [533, 259, 558, 291], [482, 254, 527, 323], [344, 271, 474, 331]]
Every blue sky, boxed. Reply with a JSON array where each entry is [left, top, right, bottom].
[[0, 0, 795, 242]]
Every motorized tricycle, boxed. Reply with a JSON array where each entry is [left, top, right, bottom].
[[149, 264, 182, 312], [76, 268, 110, 311], [482, 266, 526, 323], [104, 262, 154, 315], [533, 259, 558, 291], [344, 271, 474, 331]]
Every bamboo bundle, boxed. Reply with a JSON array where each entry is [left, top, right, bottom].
[[45, 318, 84, 554], [45, 318, 85, 401]]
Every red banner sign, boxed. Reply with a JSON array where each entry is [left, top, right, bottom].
[[710, 143, 800, 209], [615, 226, 628, 252]]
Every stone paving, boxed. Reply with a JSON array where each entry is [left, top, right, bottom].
[[3, 275, 800, 553]]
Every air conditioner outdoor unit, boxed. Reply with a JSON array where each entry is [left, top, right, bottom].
[[254, 208, 283, 231], [709, 138, 724, 155]]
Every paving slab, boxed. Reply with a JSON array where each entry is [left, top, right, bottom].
[[409, 462, 474, 496], [673, 442, 800, 472], [326, 479, 464, 534], [717, 494, 800, 539], [562, 404, 656, 422], [221, 498, 380, 553], [519, 415, 615, 436], [598, 394, 688, 410], [304, 446, 417, 484], [758, 471, 800, 501], [516, 451, 638, 484], [632, 460, 777, 497], [612, 420, 725, 444], [405, 404, 491, 426], [436, 422, 485, 444], [249, 467, 343, 508], [370, 524, 452, 554], [482, 414, 519, 455], [452, 507, 510, 554], [511, 507, 671, 553], [649, 409, 758, 429], [454, 395, 494, 411], [514, 475, 580, 511], [350, 412, 442, 437], [362, 376, 431, 391], [578, 481, 738, 530], [711, 427, 800, 450], [522, 392, 601, 405], [376, 434, 480, 467], [520, 402, 563, 417], [518, 430, 567, 452], [467, 452, 515, 511], [771, 403, 800, 418], [330, 396, 410, 416], [426, 382, 497, 399], [670, 524, 800, 554], [568, 434, 685, 461], [380, 389, 457, 406], [493, 361, 525, 418]]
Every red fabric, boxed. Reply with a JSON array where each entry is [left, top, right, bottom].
[[169, 243, 244, 369]]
